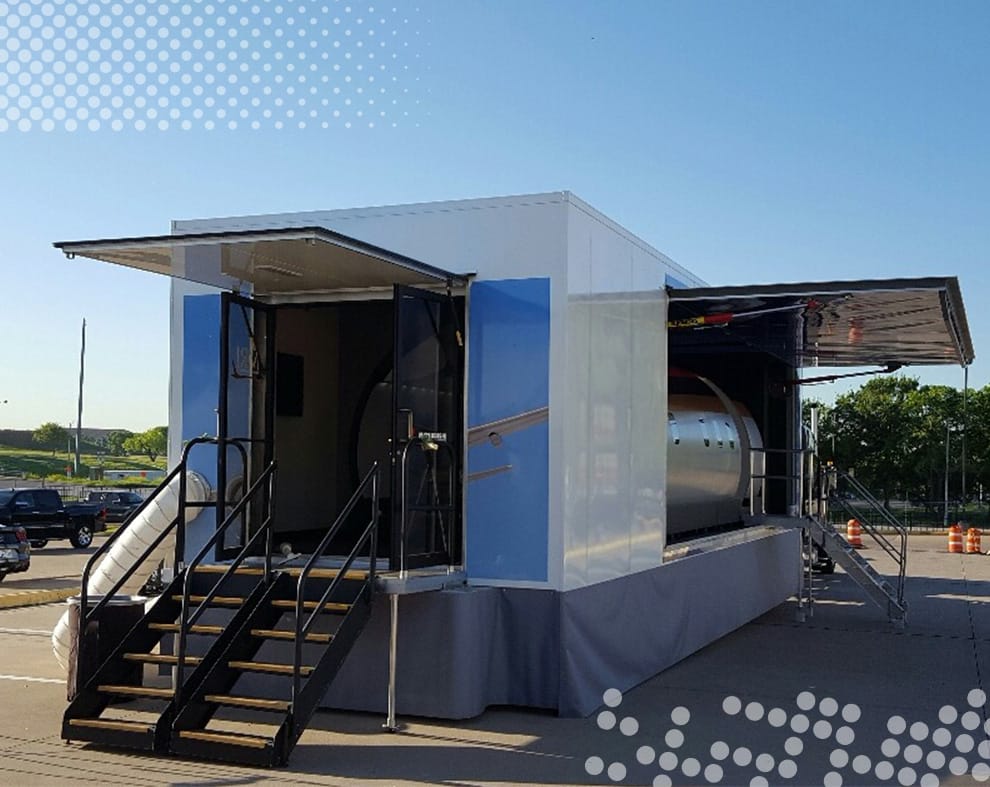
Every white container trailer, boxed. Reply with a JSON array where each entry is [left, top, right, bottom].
[[56, 192, 973, 725]]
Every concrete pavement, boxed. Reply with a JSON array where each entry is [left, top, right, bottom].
[[0, 534, 988, 785], [0, 537, 107, 609]]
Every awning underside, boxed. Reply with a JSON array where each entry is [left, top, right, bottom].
[[668, 277, 974, 368], [54, 226, 468, 295]]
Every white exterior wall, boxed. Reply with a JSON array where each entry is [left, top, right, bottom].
[[562, 197, 705, 590], [168, 192, 705, 592], [174, 193, 569, 589]]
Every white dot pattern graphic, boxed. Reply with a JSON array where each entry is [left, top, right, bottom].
[[0, 0, 423, 131], [585, 686, 990, 787]]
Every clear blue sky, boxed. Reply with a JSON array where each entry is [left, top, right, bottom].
[[1, 0, 987, 431]]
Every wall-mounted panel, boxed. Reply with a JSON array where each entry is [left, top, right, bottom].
[[181, 292, 221, 559], [466, 278, 551, 583]]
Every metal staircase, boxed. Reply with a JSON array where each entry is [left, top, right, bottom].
[[62, 440, 381, 767], [805, 465, 908, 624]]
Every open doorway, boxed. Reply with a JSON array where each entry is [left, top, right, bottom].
[[220, 289, 466, 569]]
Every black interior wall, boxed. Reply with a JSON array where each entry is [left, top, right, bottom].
[[271, 294, 465, 564], [271, 299, 394, 557]]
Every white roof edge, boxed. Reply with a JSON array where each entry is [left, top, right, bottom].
[[171, 191, 572, 232], [167, 190, 704, 286]]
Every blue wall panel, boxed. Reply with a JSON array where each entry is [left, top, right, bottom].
[[466, 279, 550, 582]]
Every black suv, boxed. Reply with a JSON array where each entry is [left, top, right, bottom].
[[85, 490, 145, 523]]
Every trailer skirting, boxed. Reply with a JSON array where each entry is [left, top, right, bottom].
[[310, 527, 801, 718]]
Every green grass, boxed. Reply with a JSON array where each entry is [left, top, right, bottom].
[[0, 444, 166, 486]]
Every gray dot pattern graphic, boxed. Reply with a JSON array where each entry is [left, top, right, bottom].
[[0, 0, 423, 131]]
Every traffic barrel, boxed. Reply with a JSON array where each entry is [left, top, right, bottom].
[[966, 528, 982, 555], [948, 524, 964, 554], [846, 519, 864, 549]]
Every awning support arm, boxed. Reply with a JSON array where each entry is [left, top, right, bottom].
[[785, 363, 903, 387]]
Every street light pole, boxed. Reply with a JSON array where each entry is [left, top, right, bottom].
[[944, 420, 951, 530]]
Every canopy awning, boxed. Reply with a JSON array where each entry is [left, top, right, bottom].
[[54, 226, 469, 296], [668, 277, 974, 368]]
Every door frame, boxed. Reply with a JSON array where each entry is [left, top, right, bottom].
[[390, 284, 465, 571], [217, 291, 277, 560]]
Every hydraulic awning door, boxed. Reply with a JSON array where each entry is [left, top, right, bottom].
[[668, 277, 974, 369], [54, 226, 469, 296]]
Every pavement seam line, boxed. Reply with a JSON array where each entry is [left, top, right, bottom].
[[960, 553, 987, 727]]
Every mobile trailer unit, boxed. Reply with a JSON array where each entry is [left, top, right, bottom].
[[56, 192, 974, 733]]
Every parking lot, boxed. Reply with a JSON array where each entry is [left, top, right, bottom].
[[0, 539, 100, 610], [0, 535, 988, 785]]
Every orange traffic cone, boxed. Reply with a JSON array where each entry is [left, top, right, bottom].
[[948, 524, 964, 554], [966, 528, 982, 555], [846, 519, 864, 548]]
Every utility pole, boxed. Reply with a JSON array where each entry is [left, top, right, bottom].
[[75, 318, 86, 476]]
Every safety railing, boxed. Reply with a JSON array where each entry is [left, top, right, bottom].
[[748, 445, 817, 518], [76, 436, 228, 694], [826, 467, 908, 607], [174, 459, 277, 703], [398, 438, 455, 574], [748, 444, 823, 618], [290, 463, 379, 721]]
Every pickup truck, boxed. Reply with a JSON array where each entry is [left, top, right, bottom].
[[0, 524, 30, 581], [0, 488, 107, 549]]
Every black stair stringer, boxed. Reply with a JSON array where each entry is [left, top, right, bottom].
[[280, 583, 374, 762], [61, 571, 187, 748]]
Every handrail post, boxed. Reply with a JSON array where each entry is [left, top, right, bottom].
[[400, 443, 411, 579], [177, 462, 187, 571], [369, 471, 379, 588], [384, 592, 400, 732], [265, 465, 276, 581]]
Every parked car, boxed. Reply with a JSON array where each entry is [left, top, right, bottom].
[[0, 524, 29, 581], [0, 489, 107, 549], [84, 490, 145, 523]]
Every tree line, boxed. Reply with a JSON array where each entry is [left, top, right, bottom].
[[32, 423, 168, 462], [807, 376, 987, 506]]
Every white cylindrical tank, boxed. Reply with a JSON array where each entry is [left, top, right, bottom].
[[51, 471, 211, 671]]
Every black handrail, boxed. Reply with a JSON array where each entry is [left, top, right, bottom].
[[291, 463, 379, 714], [174, 460, 277, 703], [399, 439, 455, 573], [75, 436, 223, 694]]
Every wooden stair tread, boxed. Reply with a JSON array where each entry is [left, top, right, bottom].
[[178, 729, 271, 749], [228, 660, 313, 676], [192, 564, 265, 575], [123, 653, 202, 666], [285, 567, 368, 580], [204, 694, 290, 712], [148, 623, 223, 635], [97, 685, 173, 699], [171, 594, 245, 607], [271, 600, 350, 613], [250, 628, 333, 643], [68, 717, 154, 733], [192, 564, 367, 580]]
